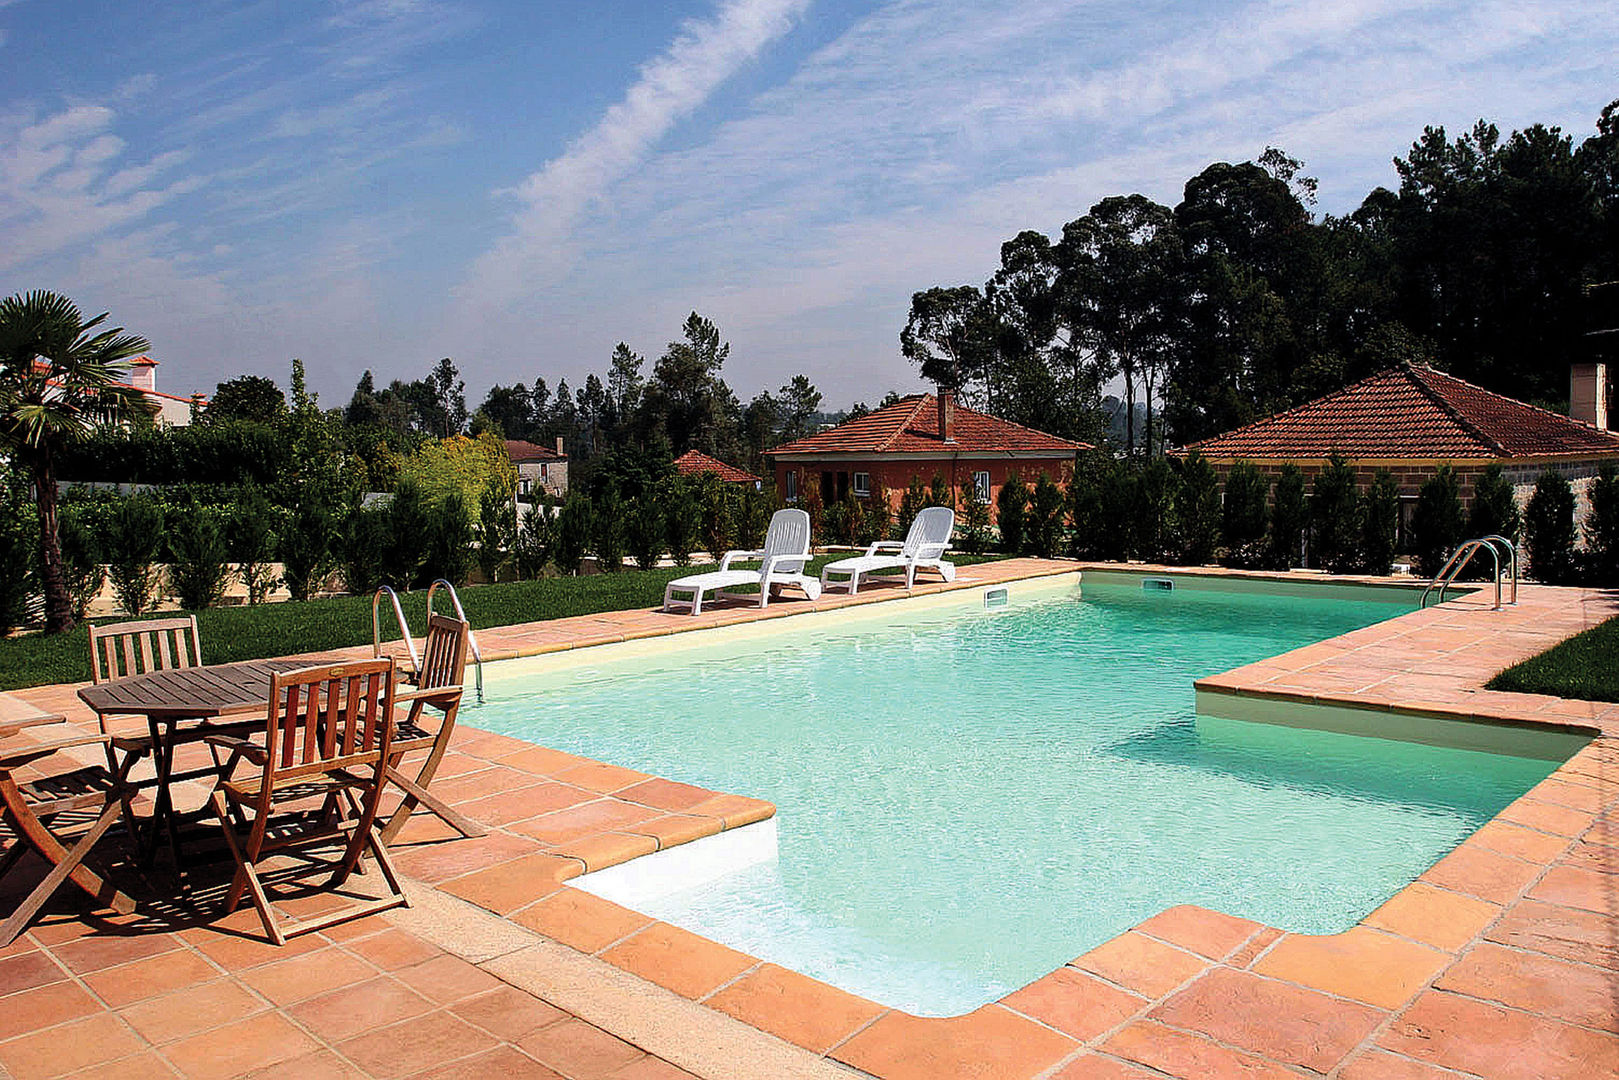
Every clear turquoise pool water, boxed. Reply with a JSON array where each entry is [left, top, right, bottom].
[[477, 577, 1564, 1015]]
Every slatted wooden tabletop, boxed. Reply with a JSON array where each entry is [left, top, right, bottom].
[[76, 658, 318, 720]]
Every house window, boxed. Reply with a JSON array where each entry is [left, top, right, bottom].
[[785, 470, 797, 501], [852, 471, 871, 497], [520, 478, 532, 496], [973, 471, 991, 503], [540, 463, 549, 483]]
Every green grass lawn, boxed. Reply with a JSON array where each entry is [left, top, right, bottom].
[[0, 554, 1006, 691], [1486, 613, 1619, 702]]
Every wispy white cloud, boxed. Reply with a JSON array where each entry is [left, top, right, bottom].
[[457, 0, 810, 317]]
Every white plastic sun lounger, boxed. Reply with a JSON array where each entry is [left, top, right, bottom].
[[663, 508, 822, 615], [820, 505, 957, 595]]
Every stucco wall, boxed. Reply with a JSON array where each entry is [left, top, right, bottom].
[[772, 456, 1073, 521]]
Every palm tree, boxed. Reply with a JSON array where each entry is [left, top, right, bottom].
[[0, 291, 150, 633]]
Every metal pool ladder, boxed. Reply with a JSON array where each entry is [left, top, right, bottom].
[[1420, 535, 1518, 610], [371, 581, 485, 704]]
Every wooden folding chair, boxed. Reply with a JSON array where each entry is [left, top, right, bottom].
[[0, 702, 137, 946], [206, 658, 408, 945], [380, 614, 485, 844]]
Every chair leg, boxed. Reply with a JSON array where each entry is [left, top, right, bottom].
[[0, 779, 133, 916], [380, 767, 485, 844], [0, 801, 133, 948], [210, 791, 282, 944]]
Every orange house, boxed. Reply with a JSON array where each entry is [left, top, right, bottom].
[[765, 392, 1086, 520]]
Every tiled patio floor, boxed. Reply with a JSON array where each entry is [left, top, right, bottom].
[[6, 560, 1619, 1078]]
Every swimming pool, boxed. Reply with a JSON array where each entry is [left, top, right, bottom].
[[476, 572, 1568, 1015]]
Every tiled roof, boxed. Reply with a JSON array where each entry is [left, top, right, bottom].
[[504, 439, 565, 463], [1184, 364, 1619, 460], [766, 394, 1087, 456], [673, 449, 760, 484]]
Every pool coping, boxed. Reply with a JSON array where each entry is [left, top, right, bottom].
[[11, 559, 1618, 1078]]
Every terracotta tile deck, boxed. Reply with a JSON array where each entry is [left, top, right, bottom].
[[5, 558, 1619, 1078]]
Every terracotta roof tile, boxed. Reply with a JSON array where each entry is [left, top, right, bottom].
[[766, 394, 1086, 456], [505, 439, 565, 463], [672, 449, 760, 484], [1184, 364, 1619, 460]]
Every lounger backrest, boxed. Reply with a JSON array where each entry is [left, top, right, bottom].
[[904, 506, 955, 557], [762, 508, 811, 559]]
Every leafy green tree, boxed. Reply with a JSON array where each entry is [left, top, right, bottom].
[[776, 375, 822, 447], [0, 465, 37, 632], [1524, 469, 1576, 584], [926, 473, 955, 510], [996, 473, 1029, 553], [663, 480, 701, 567], [167, 500, 231, 609], [1220, 461, 1268, 567], [959, 479, 991, 555], [1026, 474, 1066, 558], [866, 476, 894, 543], [339, 500, 390, 595], [1410, 465, 1465, 577], [627, 493, 666, 571], [382, 482, 430, 588], [1175, 451, 1222, 565], [1361, 468, 1401, 576], [0, 290, 150, 632], [426, 357, 468, 439], [105, 494, 166, 615], [514, 501, 556, 579], [207, 375, 286, 424], [1097, 464, 1137, 560], [1310, 453, 1362, 572], [897, 476, 927, 537], [1585, 461, 1619, 584], [227, 485, 279, 603], [697, 476, 736, 557], [1268, 464, 1308, 570], [1468, 463, 1522, 541], [640, 313, 743, 460], [1066, 451, 1108, 558], [593, 486, 626, 571], [736, 486, 775, 550], [900, 285, 996, 398], [57, 503, 105, 619], [422, 493, 474, 586]]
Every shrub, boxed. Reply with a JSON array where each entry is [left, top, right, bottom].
[[699, 478, 737, 556], [1585, 461, 1619, 585], [593, 486, 626, 571], [58, 505, 105, 620], [478, 488, 516, 583], [663, 481, 700, 567], [514, 501, 555, 578], [1220, 460, 1268, 568], [866, 477, 894, 543], [279, 491, 337, 602], [1361, 468, 1400, 575], [0, 469, 36, 633], [736, 486, 774, 550], [1310, 453, 1362, 573], [897, 476, 926, 538], [1026, 474, 1066, 558], [1096, 464, 1137, 561], [1133, 457, 1180, 562], [1067, 450, 1111, 558], [627, 494, 665, 571], [822, 498, 851, 545], [338, 500, 391, 595], [1268, 464, 1307, 570], [1175, 451, 1222, 565], [1410, 466, 1465, 577], [1524, 469, 1576, 584], [960, 479, 991, 555], [422, 493, 475, 586], [996, 473, 1029, 554], [381, 482, 430, 588], [1468, 463, 1521, 542], [926, 473, 954, 510], [555, 493, 593, 573], [104, 495, 166, 615], [227, 486, 279, 603], [167, 501, 232, 610]]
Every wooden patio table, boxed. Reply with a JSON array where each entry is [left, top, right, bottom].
[[76, 658, 324, 876]]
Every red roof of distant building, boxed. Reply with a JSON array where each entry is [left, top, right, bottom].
[[505, 439, 566, 463], [673, 449, 760, 484], [1184, 364, 1619, 460], [767, 394, 1087, 457]]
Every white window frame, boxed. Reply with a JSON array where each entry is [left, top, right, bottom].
[[973, 470, 991, 503], [785, 470, 798, 502], [852, 471, 871, 497]]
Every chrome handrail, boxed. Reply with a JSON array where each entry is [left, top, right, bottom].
[[372, 586, 421, 675], [1482, 534, 1518, 605], [426, 579, 484, 705], [1420, 538, 1502, 610]]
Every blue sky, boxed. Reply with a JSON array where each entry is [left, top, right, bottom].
[[2, 0, 1616, 411]]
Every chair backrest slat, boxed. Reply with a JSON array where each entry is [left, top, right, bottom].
[[260, 660, 394, 791], [762, 509, 810, 559], [88, 616, 202, 684], [418, 615, 469, 692], [905, 506, 955, 557]]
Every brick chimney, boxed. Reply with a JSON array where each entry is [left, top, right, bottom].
[[555, 436, 565, 457], [937, 389, 956, 444], [1570, 362, 1609, 430]]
